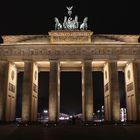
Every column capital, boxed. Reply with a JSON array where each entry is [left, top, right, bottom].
[[134, 60, 140, 63], [107, 60, 118, 63], [23, 60, 33, 63], [49, 59, 59, 62], [49, 60, 60, 67], [82, 60, 92, 67]]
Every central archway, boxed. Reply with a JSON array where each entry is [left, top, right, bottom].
[[60, 72, 82, 116]]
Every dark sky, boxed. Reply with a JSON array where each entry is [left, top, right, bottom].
[[1, 0, 130, 116], [0, 0, 140, 35]]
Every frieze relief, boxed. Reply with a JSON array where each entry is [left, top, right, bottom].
[[104, 83, 109, 92], [49, 32, 92, 36], [33, 83, 38, 93], [127, 82, 134, 92], [9, 83, 16, 93], [51, 36, 90, 43], [0, 45, 140, 60]]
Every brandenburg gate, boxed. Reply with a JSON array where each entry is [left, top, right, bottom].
[[0, 6, 140, 123]]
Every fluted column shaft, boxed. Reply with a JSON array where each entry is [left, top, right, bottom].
[[82, 60, 93, 122]]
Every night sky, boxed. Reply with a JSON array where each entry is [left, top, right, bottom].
[[0, 0, 140, 35], [0, 0, 137, 116]]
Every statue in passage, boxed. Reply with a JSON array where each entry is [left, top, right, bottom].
[[54, 17, 62, 30], [80, 17, 88, 30]]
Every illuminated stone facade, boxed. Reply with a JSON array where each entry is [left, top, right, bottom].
[[49, 30, 93, 44], [0, 31, 140, 122]]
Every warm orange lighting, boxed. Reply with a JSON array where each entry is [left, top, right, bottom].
[[117, 61, 128, 67]]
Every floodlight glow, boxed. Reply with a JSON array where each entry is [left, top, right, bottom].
[[59, 117, 65, 120], [43, 110, 48, 113]]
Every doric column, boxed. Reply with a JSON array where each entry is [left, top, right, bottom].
[[135, 62, 140, 121], [0, 61, 17, 122], [103, 61, 120, 121], [22, 61, 38, 122], [0, 61, 8, 121], [48, 60, 60, 123], [82, 60, 93, 122], [124, 61, 140, 121]]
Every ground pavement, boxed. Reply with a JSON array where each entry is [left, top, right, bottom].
[[0, 123, 140, 140]]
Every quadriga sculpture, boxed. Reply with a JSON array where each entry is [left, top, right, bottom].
[[80, 17, 88, 30], [54, 17, 62, 30]]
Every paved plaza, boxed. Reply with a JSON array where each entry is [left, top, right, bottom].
[[0, 123, 140, 140]]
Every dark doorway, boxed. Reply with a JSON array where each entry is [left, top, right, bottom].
[[0, 36, 3, 44], [92, 71, 104, 113], [60, 72, 82, 115], [38, 72, 49, 114], [16, 72, 23, 118], [138, 37, 140, 43], [118, 71, 126, 108]]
